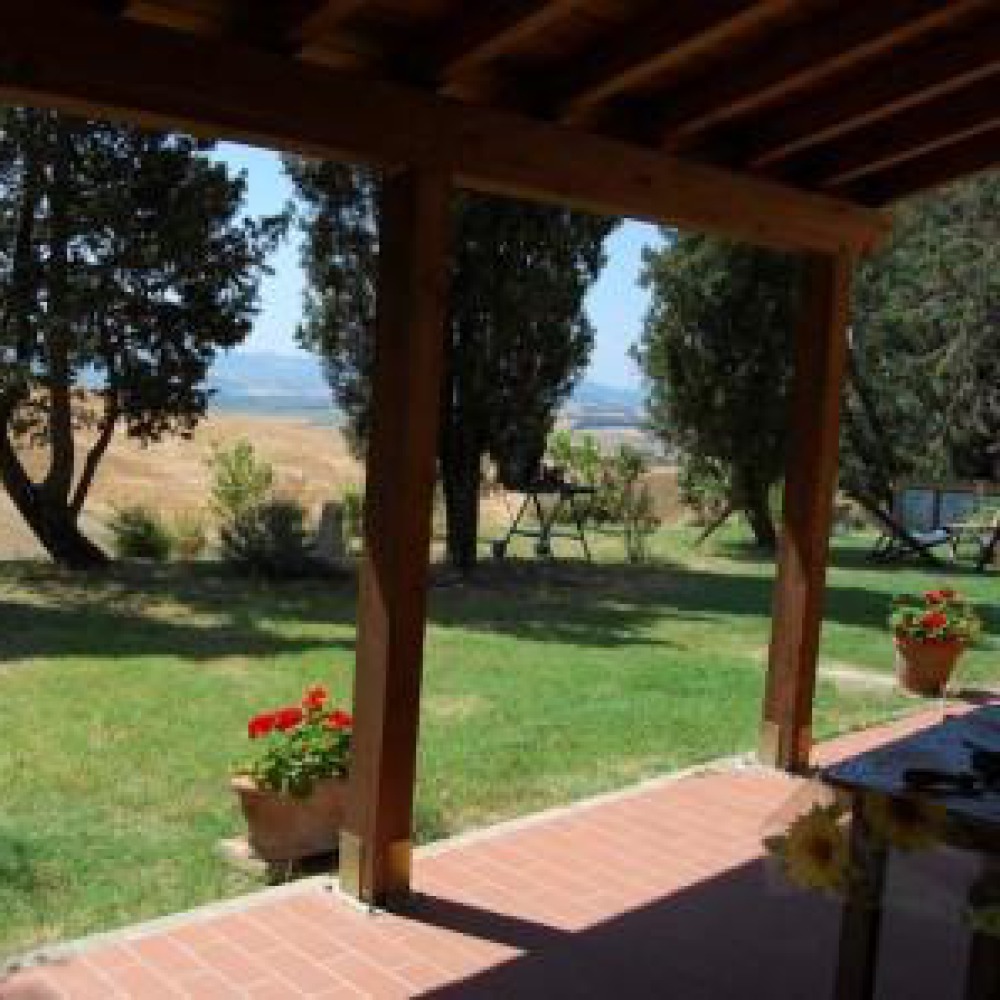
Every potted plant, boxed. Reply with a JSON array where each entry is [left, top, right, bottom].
[[232, 684, 352, 862], [890, 589, 981, 696]]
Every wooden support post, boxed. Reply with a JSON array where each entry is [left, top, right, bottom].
[[760, 250, 853, 770], [339, 165, 452, 906]]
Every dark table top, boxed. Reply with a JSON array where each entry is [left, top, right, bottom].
[[824, 706, 1000, 842]]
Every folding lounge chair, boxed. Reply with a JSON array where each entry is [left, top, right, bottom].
[[866, 505, 951, 564]]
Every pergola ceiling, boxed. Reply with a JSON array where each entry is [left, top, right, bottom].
[[110, 0, 1000, 207], [1, 1, 997, 254]]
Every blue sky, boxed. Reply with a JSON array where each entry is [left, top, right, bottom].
[[218, 142, 660, 390]]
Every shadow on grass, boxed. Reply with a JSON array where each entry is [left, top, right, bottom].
[[0, 831, 41, 897], [1, 542, 995, 664], [716, 533, 995, 578], [0, 560, 356, 664], [425, 556, 883, 645], [0, 559, 689, 658], [429, 557, 711, 650]]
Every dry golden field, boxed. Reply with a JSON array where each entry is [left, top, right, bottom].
[[0, 413, 364, 559], [0, 414, 682, 559]]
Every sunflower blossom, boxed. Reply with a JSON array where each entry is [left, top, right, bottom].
[[771, 804, 851, 895]]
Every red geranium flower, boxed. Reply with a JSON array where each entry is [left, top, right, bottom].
[[925, 588, 957, 604], [921, 611, 948, 630], [325, 710, 353, 731], [302, 685, 329, 711], [274, 706, 304, 731], [248, 713, 276, 739]]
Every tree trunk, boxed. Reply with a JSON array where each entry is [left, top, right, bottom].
[[26, 503, 107, 570], [693, 501, 736, 546], [745, 494, 778, 550], [442, 437, 481, 573], [42, 121, 77, 505], [737, 467, 778, 549], [71, 391, 118, 517], [0, 118, 105, 570], [438, 313, 484, 574], [0, 427, 107, 569]]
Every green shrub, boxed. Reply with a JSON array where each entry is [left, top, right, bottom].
[[622, 483, 659, 564], [107, 505, 173, 561], [548, 430, 602, 485], [544, 434, 656, 531], [208, 440, 274, 528], [220, 499, 321, 579], [547, 430, 606, 522], [340, 484, 365, 542], [677, 455, 731, 526], [172, 512, 208, 561]]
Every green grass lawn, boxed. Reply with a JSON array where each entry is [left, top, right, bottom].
[[0, 525, 996, 955]]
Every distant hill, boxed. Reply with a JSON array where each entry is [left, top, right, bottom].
[[209, 351, 333, 419], [569, 380, 642, 411], [209, 350, 644, 426]]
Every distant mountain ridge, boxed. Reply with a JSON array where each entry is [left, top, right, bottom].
[[210, 351, 329, 402], [209, 350, 643, 422]]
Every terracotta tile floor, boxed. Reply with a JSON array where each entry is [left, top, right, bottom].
[[0, 708, 981, 999]]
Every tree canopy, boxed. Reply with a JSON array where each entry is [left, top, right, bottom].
[[0, 109, 282, 567], [635, 172, 1000, 544], [287, 159, 615, 570], [635, 233, 801, 547], [846, 173, 1000, 502]]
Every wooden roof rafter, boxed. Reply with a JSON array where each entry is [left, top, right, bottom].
[[281, 0, 369, 56], [786, 76, 1000, 190], [653, 0, 988, 153], [733, 18, 1000, 170], [0, 0, 888, 255], [122, 0, 368, 55], [233, 0, 356, 53], [844, 125, 1000, 206], [1, 0, 996, 223], [121, 0, 227, 35], [552, 0, 797, 126], [419, 0, 585, 97]]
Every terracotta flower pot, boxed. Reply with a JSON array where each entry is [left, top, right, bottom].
[[894, 638, 964, 697], [232, 774, 347, 862]]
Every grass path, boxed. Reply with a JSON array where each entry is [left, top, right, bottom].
[[0, 525, 995, 955]]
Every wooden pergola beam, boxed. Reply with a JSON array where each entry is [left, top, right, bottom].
[[657, 0, 982, 152], [555, 0, 791, 125], [0, 1, 887, 255], [845, 126, 1000, 206], [797, 78, 1000, 189], [122, 0, 226, 34], [233, 0, 342, 53], [125, 0, 365, 53], [287, 0, 367, 50], [760, 251, 853, 771], [340, 165, 452, 906], [739, 22, 1000, 169], [428, 0, 581, 87]]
